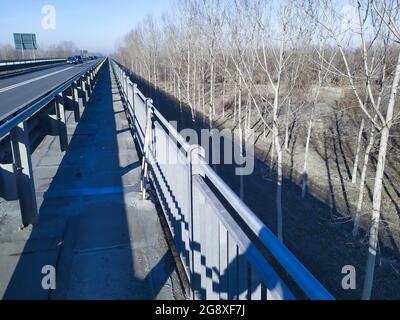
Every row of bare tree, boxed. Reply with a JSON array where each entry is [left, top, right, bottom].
[[0, 40, 80, 60], [113, 0, 400, 299]]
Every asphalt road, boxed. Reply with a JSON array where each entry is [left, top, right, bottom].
[[0, 60, 99, 121]]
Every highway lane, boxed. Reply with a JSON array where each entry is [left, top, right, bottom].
[[0, 60, 99, 121]]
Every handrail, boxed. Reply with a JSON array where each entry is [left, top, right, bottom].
[[0, 58, 107, 138], [196, 157, 333, 300], [0, 58, 66, 66], [111, 59, 334, 300]]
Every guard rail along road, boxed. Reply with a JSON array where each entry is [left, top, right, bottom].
[[0, 57, 107, 227], [111, 60, 335, 301], [0, 58, 66, 67]]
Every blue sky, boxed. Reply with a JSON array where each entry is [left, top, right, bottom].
[[0, 0, 171, 54]]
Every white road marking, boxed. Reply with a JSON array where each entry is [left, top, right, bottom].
[[0, 66, 75, 93]]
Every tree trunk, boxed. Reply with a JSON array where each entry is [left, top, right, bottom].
[[301, 106, 315, 199], [173, 71, 176, 98], [272, 82, 283, 241], [362, 126, 389, 300], [222, 79, 226, 118], [153, 55, 157, 90], [238, 77, 242, 142], [234, 78, 238, 124], [352, 119, 365, 184], [284, 102, 291, 151], [187, 48, 191, 106], [202, 66, 205, 121], [269, 139, 275, 177], [362, 51, 400, 300], [353, 130, 374, 238], [274, 128, 283, 242], [247, 94, 252, 133], [193, 54, 197, 116], [209, 60, 215, 123], [177, 75, 182, 112]]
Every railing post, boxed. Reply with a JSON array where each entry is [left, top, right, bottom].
[[92, 68, 97, 83], [80, 78, 87, 107], [55, 92, 68, 152], [125, 75, 129, 95], [123, 75, 127, 97], [131, 83, 138, 138], [140, 98, 153, 200], [72, 82, 81, 122], [81, 76, 88, 107], [10, 120, 38, 226], [188, 145, 206, 300], [86, 72, 92, 97]]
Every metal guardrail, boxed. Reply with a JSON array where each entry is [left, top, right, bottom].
[[0, 58, 66, 67], [111, 60, 334, 300], [0, 58, 107, 226]]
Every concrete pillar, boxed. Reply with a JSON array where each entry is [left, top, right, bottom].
[[72, 82, 81, 122], [10, 121, 38, 226], [56, 92, 68, 152]]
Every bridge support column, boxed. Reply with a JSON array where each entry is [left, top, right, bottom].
[[56, 92, 68, 152], [72, 82, 81, 122], [10, 121, 38, 226]]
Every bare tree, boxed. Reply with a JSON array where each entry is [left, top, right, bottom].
[[307, 0, 400, 299]]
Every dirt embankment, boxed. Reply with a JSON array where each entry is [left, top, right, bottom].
[[131, 72, 400, 299]]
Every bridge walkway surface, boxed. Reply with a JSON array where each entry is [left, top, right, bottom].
[[0, 62, 185, 300]]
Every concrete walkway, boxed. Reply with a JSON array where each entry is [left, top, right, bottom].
[[0, 62, 185, 300]]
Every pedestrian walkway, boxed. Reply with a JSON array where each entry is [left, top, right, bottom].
[[0, 62, 185, 300]]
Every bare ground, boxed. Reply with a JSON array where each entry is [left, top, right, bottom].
[[129, 73, 400, 299]]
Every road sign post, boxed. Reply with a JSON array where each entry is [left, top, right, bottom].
[[13, 33, 38, 59]]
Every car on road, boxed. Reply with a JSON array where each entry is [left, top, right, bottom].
[[67, 56, 78, 64], [75, 55, 83, 64]]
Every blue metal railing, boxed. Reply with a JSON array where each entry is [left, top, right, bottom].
[[111, 60, 334, 300]]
